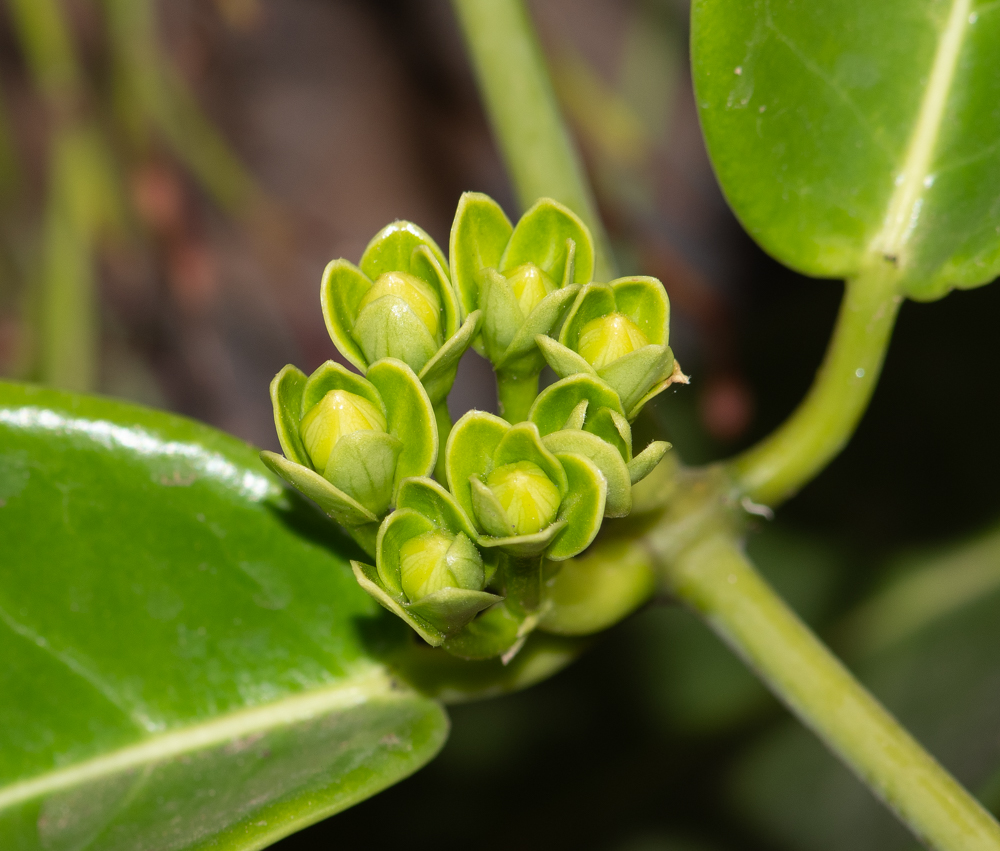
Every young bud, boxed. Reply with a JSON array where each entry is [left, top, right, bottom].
[[505, 262, 557, 318], [399, 530, 485, 602], [485, 460, 562, 536], [577, 312, 650, 370], [357, 270, 443, 342], [299, 389, 387, 472]]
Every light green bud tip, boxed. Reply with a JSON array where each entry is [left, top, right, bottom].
[[506, 263, 556, 318], [300, 389, 386, 472], [399, 530, 485, 601], [357, 270, 442, 342], [486, 461, 561, 535], [577, 312, 649, 369]]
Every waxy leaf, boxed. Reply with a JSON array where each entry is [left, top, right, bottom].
[[0, 382, 448, 850], [693, 0, 1000, 298]]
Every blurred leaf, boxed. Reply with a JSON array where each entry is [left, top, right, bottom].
[[0, 382, 448, 849], [692, 0, 1000, 299], [103, 0, 256, 211]]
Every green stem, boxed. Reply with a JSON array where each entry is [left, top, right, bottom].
[[496, 370, 538, 423], [451, 0, 616, 280], [728, 261, 902, 507], [654, 532, 1000, 851]]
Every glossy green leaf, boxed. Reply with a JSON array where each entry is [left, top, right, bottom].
[[692, 0, 1000, 299], [0, 382, 448, 849], [499, 197, 595, 285]]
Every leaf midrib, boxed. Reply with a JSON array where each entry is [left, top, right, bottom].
[[0, 666, 400, 811], [870, 0, 972, 264]]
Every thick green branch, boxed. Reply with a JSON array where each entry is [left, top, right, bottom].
[[728, 262, 902, 506], [451, 0, 615, 280], [653, 531, 1000, 851]]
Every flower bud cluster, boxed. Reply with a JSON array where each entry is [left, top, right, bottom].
[[263, 193, 685, 660]]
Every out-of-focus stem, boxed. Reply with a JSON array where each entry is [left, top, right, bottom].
[[451, 0, 616, 280], [653, 532, 1000, 851]]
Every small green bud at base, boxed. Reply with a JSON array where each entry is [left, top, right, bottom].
[[357, 271, 442, 341], [506, 263, 556, 318], [485, 461, 561, 535], [300, 390, 387, 472], [399, 530, 485, 601], [577, 313, 650, 370]]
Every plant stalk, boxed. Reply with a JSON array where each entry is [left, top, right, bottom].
[[653, 532, 1000, 851], [496, 370, 538, 423], [728, 260, 902, 507], [451, 0, 616, 280]]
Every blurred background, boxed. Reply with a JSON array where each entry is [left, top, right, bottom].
[[2, 1, 1000, 848]]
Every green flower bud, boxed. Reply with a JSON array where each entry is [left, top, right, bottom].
[[399, 530, 485, 601], [577, 312, 650, 370], [485, 461, 561, 536], [262, 359, 438, 553], [299, 389, 387, 473], [449, 194, 596, 423], [321, 222, 482, 412], [356, 270, 443, 347], [351, 481, 503, 649], [446, 412, 607, 561], [537, 278, 681, 419], [505, 263, 557, 319]]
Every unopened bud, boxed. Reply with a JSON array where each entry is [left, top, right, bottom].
[[506, 262, 557, 318], [577, 312, 649, 369], [399, 530, 485, 601], [485, 460, 561, 535], [357, 271, 442, 341], [300, 389, 386, 472]]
